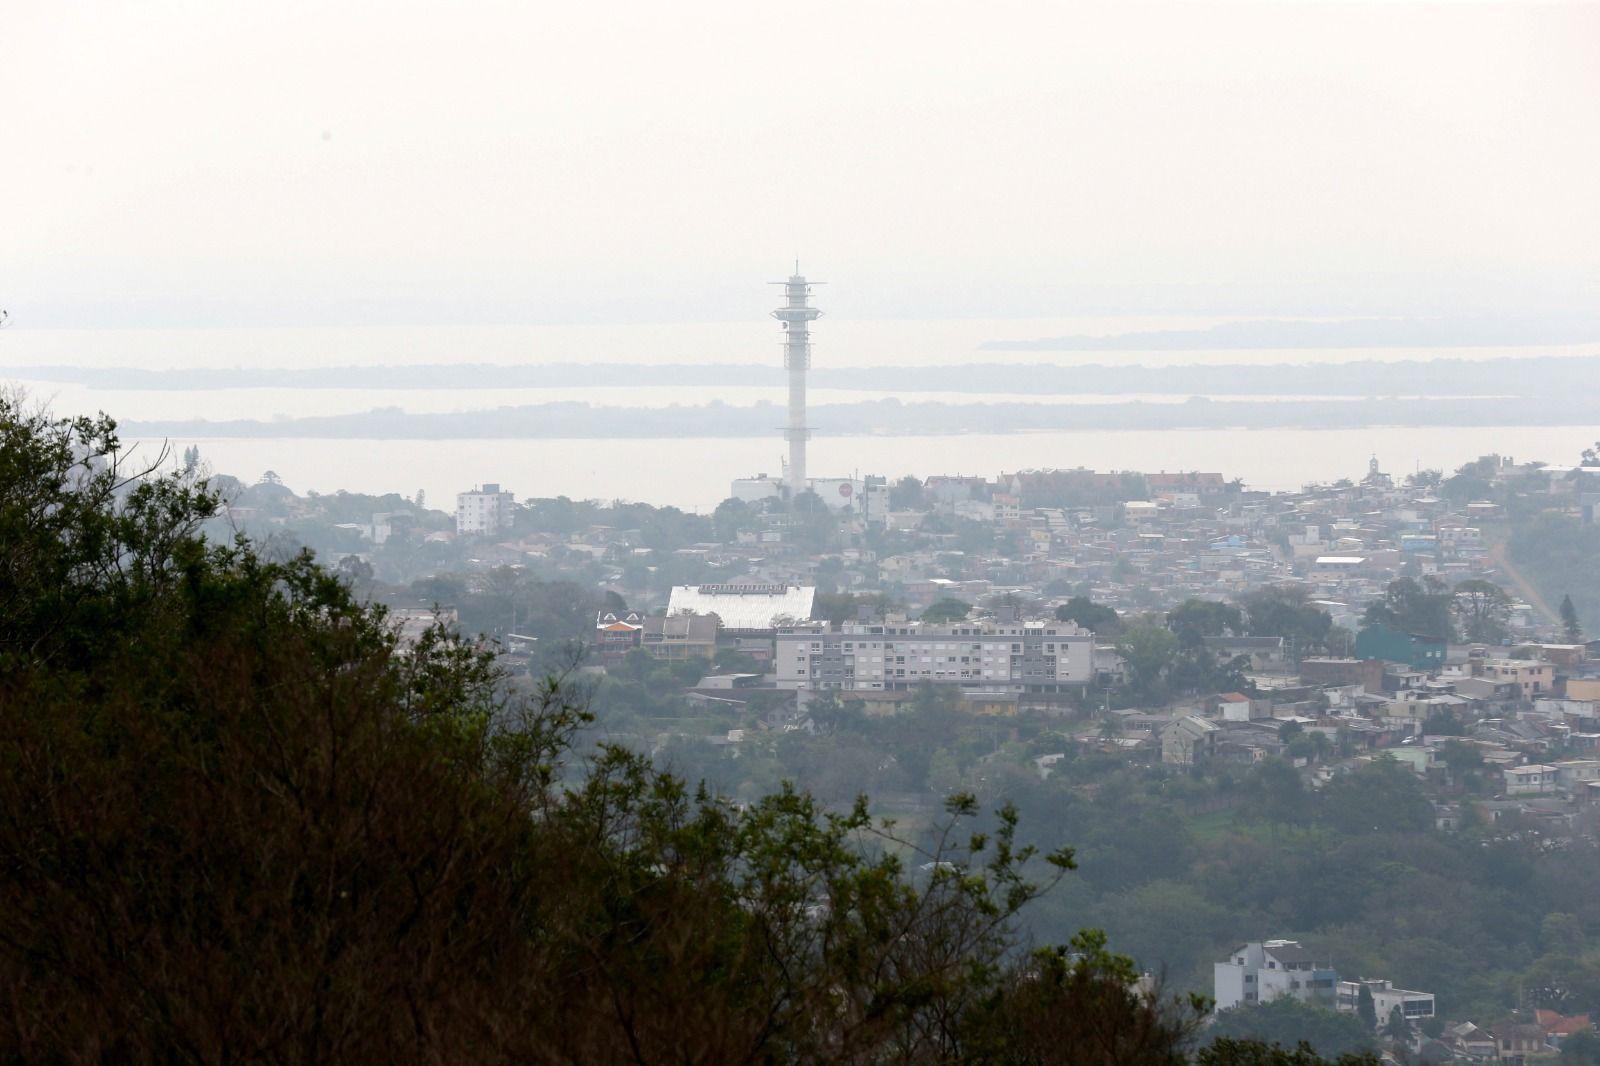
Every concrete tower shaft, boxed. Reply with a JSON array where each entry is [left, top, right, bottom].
[[770, 267, 822, 493]]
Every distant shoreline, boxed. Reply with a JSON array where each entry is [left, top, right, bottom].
[[977, 315, 1600, 350], [115, 395, 1600, 440], [9, 352, 1600, 398]]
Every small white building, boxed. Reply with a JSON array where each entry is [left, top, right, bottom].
[[1336, 978, 1435, 1027], [455, 483, 515, 536], [1504, 764, 1561, 796]]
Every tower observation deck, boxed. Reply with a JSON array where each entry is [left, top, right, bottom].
[[771, 264, 822, 494]]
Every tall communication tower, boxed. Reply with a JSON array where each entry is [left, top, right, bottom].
[[771, 263, 822, 494]]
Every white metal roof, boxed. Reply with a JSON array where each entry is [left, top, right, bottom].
[[667, 584, 816, 631]]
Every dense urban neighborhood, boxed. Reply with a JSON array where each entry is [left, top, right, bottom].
[[194, 443, 1600, 1060]]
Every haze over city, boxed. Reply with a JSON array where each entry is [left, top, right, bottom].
[[5, 3, 1600, 1062], [5, 1, 1598, 329]]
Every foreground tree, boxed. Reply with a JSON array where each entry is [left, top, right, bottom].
[[1206, 999, 1378, 1061], [1, 399, 1243, 1062]]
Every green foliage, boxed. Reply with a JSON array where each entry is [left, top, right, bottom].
[[921, 597, 973, 623], [1452, 579, 1512, 643], [1363, 577, 1455, 641], [1239, 586, 1333, 655], [1115, 625, 1180, 703], [810, 590, 897, 624], [1422, 708, 1466, 736], [1563, 1029, 1600, 1065], [1198, 1039, 1380, 1065], [1319, 759, 1435, 835], [1510, 512, 1600, 633], [1356, 984, 1376, 1030], [888, 475, 925, 510], [1207, 999, 1378, 1061], [1056, 595, 1123, 634], [1382, 1005, 1411, 1041], [1562, 594, 1584, 642], [1168, 599, 1244, 648], [711, 495, 756, 542]]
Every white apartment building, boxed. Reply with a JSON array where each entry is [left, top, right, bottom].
[[1215, 940, 1339, 1011], [455, 483, 515, 536], [1336, 979, 1435, 1026], [774, 618, 1094, 693]]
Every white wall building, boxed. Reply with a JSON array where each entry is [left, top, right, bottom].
[[1215, 940, 1339, 1011], [730, 475, 784, 503], [775, 618, 1093, 693], [666, 584, 816, 633], [809, 477, 866, 512], [1504, 764, 1561, 795], [455, 483, 515, 536], [1336, 979, 1435, 1026]]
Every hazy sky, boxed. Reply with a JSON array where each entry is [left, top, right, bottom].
[[5, 1, 1598, 327]]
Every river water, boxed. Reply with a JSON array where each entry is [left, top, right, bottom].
[[5, 321, 1595, 510]]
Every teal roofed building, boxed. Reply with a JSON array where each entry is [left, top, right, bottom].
[[1354, 622, 1446, 670]]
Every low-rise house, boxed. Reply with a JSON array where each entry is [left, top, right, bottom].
[[1204, 635, 1290, 673], [1557, 760, 1600, 790], [1491, 1021, 1546, 1065], [1216, 692, 1268, 721], [1504, 764, 1561, 796], [1444, 1022, 1496, 1060], [1535, 1009, 1593, 1047], [594, 609, 645, 665], [1161, 715, 1220, 766], [642, 612, 719, 662]]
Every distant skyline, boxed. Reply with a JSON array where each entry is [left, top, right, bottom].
[[5, 1, 1598, 329]]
